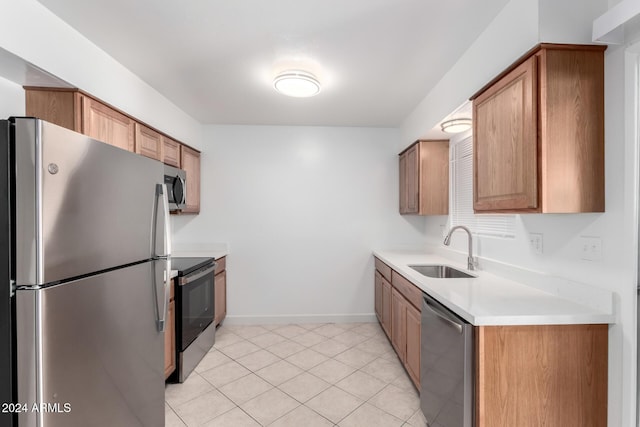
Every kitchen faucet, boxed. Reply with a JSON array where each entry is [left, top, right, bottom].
[[443, 225, 477, 271]]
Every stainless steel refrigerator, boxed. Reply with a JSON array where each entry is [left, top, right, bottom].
[[0, 117, 171, 426]]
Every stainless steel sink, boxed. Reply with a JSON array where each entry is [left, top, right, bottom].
[[409, 264, 475, 279]]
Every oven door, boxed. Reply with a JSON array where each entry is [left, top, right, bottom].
[[178, 265, 215, 351]]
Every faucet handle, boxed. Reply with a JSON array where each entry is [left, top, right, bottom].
[[467, 256, 478, 271]]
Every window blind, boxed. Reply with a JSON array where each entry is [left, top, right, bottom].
[[450, 135, 515, 238]]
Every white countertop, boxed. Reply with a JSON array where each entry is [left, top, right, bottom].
[[374, 250, 614, 326], [172, 250, 228, 259]]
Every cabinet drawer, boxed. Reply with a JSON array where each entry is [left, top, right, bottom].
[[375, 258, 392, 282], [391, 271, 422, 311], [215, 256, 226, 275]]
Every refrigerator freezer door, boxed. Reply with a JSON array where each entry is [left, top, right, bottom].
[[16, 260, 165, 427], [13, 118, 165, 287]]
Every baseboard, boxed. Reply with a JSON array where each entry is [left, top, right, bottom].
[[223, 313, 377, 325]]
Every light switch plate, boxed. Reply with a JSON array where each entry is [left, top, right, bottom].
[[580, 236, 602, 261]]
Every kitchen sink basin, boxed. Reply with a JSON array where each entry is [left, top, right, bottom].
[[408, 264, 475, 279]]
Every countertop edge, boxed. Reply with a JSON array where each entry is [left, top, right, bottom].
[[374, 250, 615, 326]]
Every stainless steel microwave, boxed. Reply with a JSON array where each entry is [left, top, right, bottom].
[[164, 165, 187, 211]]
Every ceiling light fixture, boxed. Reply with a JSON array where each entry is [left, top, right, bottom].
[[441, 118, 472, 134], [273, 70, 321, 98]]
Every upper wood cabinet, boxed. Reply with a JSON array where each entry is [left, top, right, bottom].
[[399, 139, 449, 215], [180, 145, 201, 214], [162, 136, 181, 167], [375, 258, 422, 389], [471, 43, 606, 213], [26, 88, 135, 152], [82, 95, 135, 152], [135, 123, 163, 161]]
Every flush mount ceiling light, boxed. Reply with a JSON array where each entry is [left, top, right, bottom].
[[273, 70, 321, 98], [441, 118, 472, 134]]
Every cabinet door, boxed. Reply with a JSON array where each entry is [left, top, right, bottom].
[[374, 271, 383, 323], [404, 144, 420, 214], [164, 299, 175, 379], [399, 153, 408, 213], [473, 55, 538, 212], [405, 303, 421, 388], [82, 96, 135, 152], [163, 136, 181, 167], [135, 123, 163, 161], [180, 146, 201, 214], [391, 288, 407, 362], [381, 277, 392, 338], [214, 271, 227, 326]]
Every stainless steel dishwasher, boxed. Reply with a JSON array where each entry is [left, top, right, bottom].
[[420, 293, 474, 427]]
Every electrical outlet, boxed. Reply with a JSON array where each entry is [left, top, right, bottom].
[[440, 224, 446, 238], [529, 233, 543, 254], [580, 236, 602, 261]]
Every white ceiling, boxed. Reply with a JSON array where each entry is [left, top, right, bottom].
[[36, 0, 508, 127]]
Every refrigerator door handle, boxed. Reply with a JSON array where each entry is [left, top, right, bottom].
[[152, 183, 172, 333]]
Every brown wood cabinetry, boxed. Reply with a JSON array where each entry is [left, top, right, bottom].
[[380, 277, 392, 338], [25, 87, 202, 215], [163, 136, 181, 167], [404, 303, 421, 386], [82, 96, 135, 152], [475, 324, 608, 427], [135, 123, 163, 161], [214, 256, 227, 327], [180, 145, 201, 214], [26, 88, 136, 152], [375, 257, 421, 389], [471, 43, 605, 213], [164, 280, 176, 379], [399, 140, 449, 215], [390, 287, 407, 361]]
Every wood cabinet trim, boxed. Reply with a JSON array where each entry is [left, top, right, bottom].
[[469, 43, 606, 101], [375, 257, 392, 282], [391, 271, 423, 311], [214, 256, 226, 275]]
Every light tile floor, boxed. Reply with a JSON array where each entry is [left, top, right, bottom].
[[165, 322, 428, 427]]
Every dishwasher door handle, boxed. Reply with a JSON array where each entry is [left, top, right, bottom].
[[424, 299, 463, 334]]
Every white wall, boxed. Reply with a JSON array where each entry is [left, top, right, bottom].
[[172, 125, 429, 322], [0, 76, 25, 117], [0, 0, 202, 148]]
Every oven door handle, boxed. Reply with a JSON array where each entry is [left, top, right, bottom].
[[179, 264, 216, 286]]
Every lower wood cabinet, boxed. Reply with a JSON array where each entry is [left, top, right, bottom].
[[391, 287, 407, 361], [375, 257, 420, 389], [374, 256, 608, 425], [404, 303, 421, 386], [214, 256, 227, 326], [164, 280, 176, 379], [475, 324, 608, 427]]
